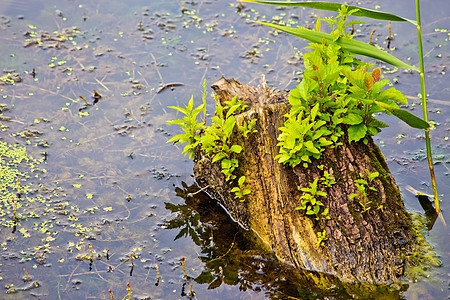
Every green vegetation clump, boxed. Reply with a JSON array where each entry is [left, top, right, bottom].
[[349, 169, 379, 212], [167, 83, 257, 201], [0, 142, 35, 228], [276, 8, 416, 169], [296, 167, 333, 246]]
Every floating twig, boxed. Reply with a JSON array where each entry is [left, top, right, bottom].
[[129, 253, 134, 276], [181, 257, 187, 279], [79, 96, 89, 106], [155, 263, 161, 286], [189, 283, 195, 297], [181, 1, 188, 13], [89, 244, 94, 263], [156, 82, 184, 94], [126, 282, 132, 300], [93, 89, 102, 99], [369, 29, 376, 45], [93, 90, 102, 104], [23, 268, 32, 282], [387, 21, 392, 49]]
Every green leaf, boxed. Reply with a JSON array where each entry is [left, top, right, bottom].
[[310, 103, 320, 121], [222, 116, 236, 136], [168, 105, 188, 115], [221, 159, 232, 170], [348, 123, 367, 143], [230, 144, 243, 154], [313, 205, 321, 214], [316, 191, 327, 197], [238, 175, 246, 187], [254, 22, 419, 71], [342, 113, 364, 125], [212, 152, 226, 163], [243, 189, 251, 195], [304, 140, 320, 154], [355, 179, 368, 185], [372, 79, 389, 93], [374, 101, 429, 129], [241, 1, 416, 24], [377, 87, 408, 104], [166, 119, 187, 126]]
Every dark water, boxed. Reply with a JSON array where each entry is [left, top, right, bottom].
[[0, 0, 448, 299]]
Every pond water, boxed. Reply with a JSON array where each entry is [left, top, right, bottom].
[[0, 0, 448, 299]]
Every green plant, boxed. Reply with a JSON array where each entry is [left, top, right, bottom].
[[319, 165, 335, 187], [167, 91, 257, 200], [296, 176, 332, 246], [297, 178, 329, 221], [349, 169, 379, 212], [273, 7, 428, 169], [166, 96, 205, 159], [242, 0, 439, 215], [231, 176, 251, 202], [199, 96, 247, 181]]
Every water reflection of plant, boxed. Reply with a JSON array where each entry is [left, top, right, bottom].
[[165, 184, 213, 251]]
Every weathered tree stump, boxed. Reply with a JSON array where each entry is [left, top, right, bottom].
[[193, 76, 414, 287]]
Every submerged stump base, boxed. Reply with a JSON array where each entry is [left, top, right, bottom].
[[193, 77, 414, 288]]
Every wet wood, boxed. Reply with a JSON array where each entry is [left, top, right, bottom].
[[193, 76, 414, 287]]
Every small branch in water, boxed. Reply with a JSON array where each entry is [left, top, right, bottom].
[[157, 82, 184, 94], [79, 96, 89, 106], [369, 29, 376, 45], [387, 21, 393, 49]]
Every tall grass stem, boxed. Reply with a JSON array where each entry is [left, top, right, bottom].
[[415, 0, 440, 214]]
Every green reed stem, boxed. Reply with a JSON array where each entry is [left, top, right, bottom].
[[415, 0, 440, 214]]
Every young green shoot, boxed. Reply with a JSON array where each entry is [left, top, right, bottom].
[[231, 176, 251, 202], [349, 169, 379, 212]]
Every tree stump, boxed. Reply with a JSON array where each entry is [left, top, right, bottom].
[[193, 76, 414, 286]]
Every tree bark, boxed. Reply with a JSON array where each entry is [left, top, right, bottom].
[[193, 76, 414, 286]]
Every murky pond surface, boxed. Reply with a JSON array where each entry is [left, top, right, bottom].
[[0, 0, 448, 299]]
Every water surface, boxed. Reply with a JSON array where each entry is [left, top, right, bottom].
[[0, 0, 448, 299]]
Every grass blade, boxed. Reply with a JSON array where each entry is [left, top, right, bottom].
[[374, 101, 429, 129], [255, 21, 419, 71], [241, 0, 416, 24]]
